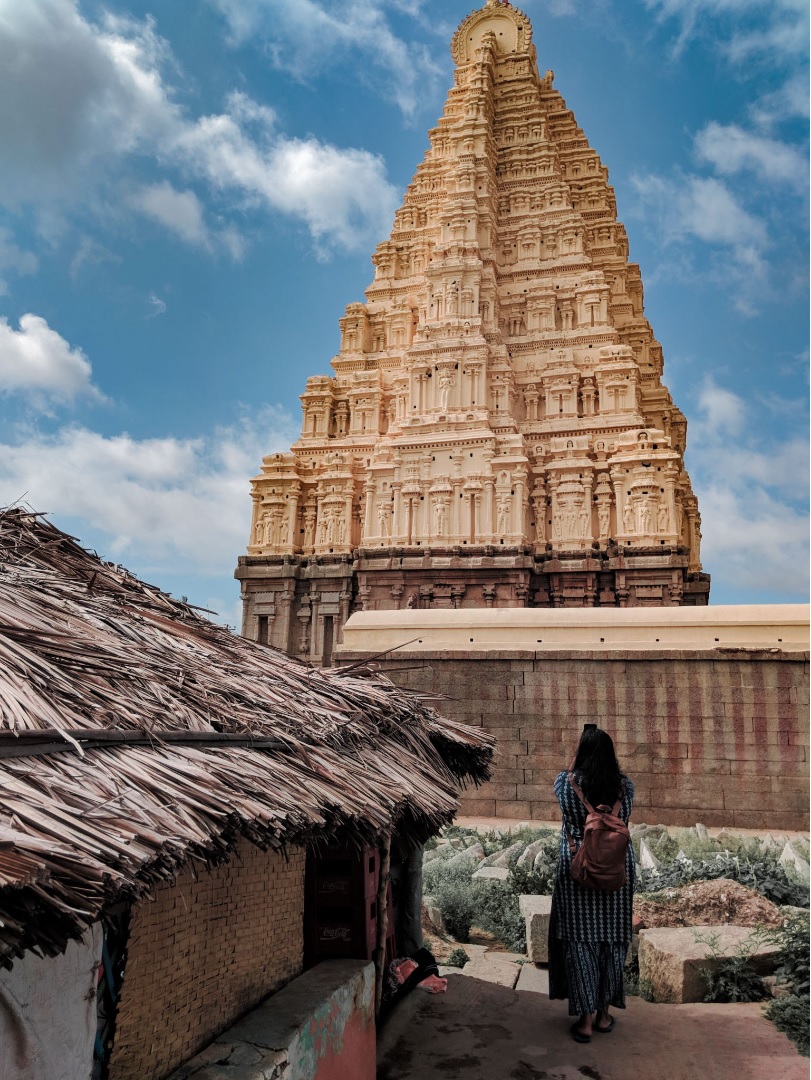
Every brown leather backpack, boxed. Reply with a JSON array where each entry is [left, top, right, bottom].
[[566, 772, 630, 892]]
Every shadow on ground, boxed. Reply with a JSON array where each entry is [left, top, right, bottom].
[[377, 973, 806, 1080]]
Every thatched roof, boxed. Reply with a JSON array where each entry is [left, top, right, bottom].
[[0, 509, 493, 966]]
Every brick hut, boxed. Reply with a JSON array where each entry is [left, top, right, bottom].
[[0, 509, 493, 1080]]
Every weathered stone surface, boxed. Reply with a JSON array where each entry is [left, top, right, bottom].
[[457, 956, 520, 989], [480, 841, 523, 868], [515, 963, 549, 995], [519, 895, 553, 963], [422, 899, 445, 934], [695, 823, 709, 842], [472, 865, 510, 882], [514, 839, 544, 869], [446, 842, 485, 867], [779, 841, 810, 882], [638, 926, 780, 1004], [639, 838, 661, 870], [634, 879, 783, 930], [423, 848, 443, 865]]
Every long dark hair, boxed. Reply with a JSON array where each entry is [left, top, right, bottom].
[[571, 727, 624, 808]]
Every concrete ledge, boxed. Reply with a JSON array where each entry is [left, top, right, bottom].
[[336, 605, 808, 655], [169, 960, 375, 1080], [638, 926, 780, 1004]]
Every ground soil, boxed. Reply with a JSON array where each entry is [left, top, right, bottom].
[[634, 878, 784, 930]]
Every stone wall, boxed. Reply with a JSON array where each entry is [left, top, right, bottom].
[[109, 840, 305, 1080], [352, 650, 809, 831]]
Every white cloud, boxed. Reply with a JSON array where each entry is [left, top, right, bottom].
[[0, 0, 399, 256], [130, 182, 210, 247], [0, 313, 104, 405], [643, 0, 809, 61], [694, 123, 807, 190], [209, 0, 443, 119], [749, 72, 810, 128], [147, 293, 167, 317], [630, 172, 768, 310], [0, 228, 38, 294], [0, 406, 298, 576], [686, 378, 809, 598]]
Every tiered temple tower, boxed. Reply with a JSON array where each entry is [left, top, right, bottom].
[[237, 0, 709, 661]]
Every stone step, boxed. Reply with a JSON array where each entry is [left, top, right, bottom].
[[638, 925, 781, 1004]]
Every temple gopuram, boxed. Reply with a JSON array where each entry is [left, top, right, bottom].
[[237, 0, 710, 662]]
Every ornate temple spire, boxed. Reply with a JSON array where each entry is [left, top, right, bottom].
[[238, 2, 709, 659]]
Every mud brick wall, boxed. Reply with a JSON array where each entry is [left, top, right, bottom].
[[367, 650, 809, 831], [109, 840, 305, 1080]]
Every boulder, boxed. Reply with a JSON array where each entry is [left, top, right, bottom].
[[423, 848, 443, 866], [639, 838, 661, 870], [695, 823, 709, 842], [516, 839, 546, 870], [519, 895, 553, 963], [779, 841, 810, 883], [446, 842, 485, 868], [480, 841, 524, 868], [638, 925, 780, 1004], [472, 866, 510, 883], [422, 898, 445, 934], [634, 879, 783, 931]]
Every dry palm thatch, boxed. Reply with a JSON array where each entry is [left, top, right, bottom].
[[0, 508, 493, 966]]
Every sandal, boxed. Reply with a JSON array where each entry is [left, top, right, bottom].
[[594, 1016, 615, 1034], [570, 1022, 591, 1044]]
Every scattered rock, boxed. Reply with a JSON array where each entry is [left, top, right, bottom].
[[695, 823, 709, 842], [461, 835, 480, 848], [762, 975, 793, 1001], [480, 841, 524, 868], [534, 847, 554, 871], [632, 824, 667, 842], [519, 895, 552, 963], [779, 842, 811, 882], [714, 829, 740, 847], [634, 879, 783, 930], [760, 834, 779, 854], [516, 839, 545, 870], [422, 899, 445, 934], [423, 848, 443, 865], [639, 925, 780, 1004], [446, 842, 485, 868], [472, 866, 510, 882], [639, 838, 661, 870]]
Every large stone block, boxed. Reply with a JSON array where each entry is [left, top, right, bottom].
[[638, 926, 780, 1004], [518, 895, 553, 963]]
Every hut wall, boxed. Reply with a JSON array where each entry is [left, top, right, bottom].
[[344, 651, 810, 831], [109, 840, 305, 1080]]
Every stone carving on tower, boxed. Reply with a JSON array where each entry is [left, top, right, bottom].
[[237, 0, 709, 660]]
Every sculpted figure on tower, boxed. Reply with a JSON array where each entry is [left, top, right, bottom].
[[238, 2, 709, 659]]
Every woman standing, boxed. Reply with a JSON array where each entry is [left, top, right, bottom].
[[548, 726, 635, 1043]]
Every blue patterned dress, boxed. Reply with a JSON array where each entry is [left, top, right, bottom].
[[548, 770, 635, 1016]]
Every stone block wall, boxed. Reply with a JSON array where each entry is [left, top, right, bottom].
[[357, 650, 809, 831], [109, 840, 305, 1080]]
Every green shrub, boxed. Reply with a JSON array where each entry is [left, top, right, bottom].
[[770, 912, 810, 997], [446, 947, 470, 968], [423, 860, 477, 942], [765, 994, 810, 1057], [694, 929, 770, 1004], [470, 880, 525, 952]]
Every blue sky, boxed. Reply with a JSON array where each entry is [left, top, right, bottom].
[[0, 0, 807, 624]]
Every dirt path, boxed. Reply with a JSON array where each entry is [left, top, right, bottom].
[[377, 972, 806, 1080]]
